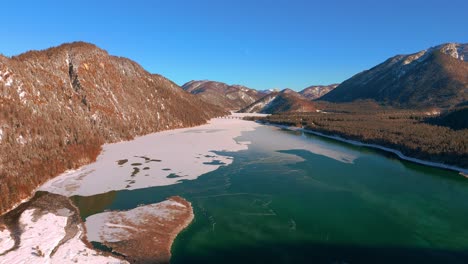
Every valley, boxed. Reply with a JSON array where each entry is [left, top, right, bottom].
[[1, 40, 467, 264]]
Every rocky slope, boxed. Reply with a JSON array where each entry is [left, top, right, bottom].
[[321, 43, 468, 108], [0, 42, 227, 214], [239, 89, 316, 114], [299, 84, 338, 100], [182, 80, 266, 110]]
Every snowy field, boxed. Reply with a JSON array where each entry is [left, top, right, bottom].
[[0, 208, 126, 264]]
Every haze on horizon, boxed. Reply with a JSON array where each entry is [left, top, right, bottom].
[[2, 0, 467, 91]]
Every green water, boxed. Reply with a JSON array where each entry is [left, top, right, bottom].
[[72, 126, 468, 263]]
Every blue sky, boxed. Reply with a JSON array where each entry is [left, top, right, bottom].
[[2, 0, 467, 90]]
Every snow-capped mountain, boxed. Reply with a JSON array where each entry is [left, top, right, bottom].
[[321, 43, 468, 108], [299, 84, 339, 100], [239, 89, 316, 114], [182, 80, 266, 110]]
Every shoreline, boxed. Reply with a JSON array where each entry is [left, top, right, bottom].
[[84, 196, 194, 263], [262, 122, 468, 175], [3, 113, 266, 217], [167, 198, 195, 261], [39, 114, 261, 197]]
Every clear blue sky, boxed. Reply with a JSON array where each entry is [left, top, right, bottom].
[[2, 0, 467, 90]]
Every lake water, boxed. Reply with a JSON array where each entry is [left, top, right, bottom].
[[71, 125, 468, 263]]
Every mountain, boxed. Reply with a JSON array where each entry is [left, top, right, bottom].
[[239, 89, 316, 114], [182, 80, 266, 110], [259, 88, 279, 94], [0, 42, 227, 214], [299, 84, 339, 100], [321, 43, 468, 108]]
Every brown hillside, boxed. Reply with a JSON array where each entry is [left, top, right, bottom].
[[0, 42, 227, 214]]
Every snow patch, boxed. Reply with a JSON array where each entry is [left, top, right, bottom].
[[403, 50, 427, 65], [16, 135, 26, 145], [165, 200, 186, 208], [0, 227, 14, 254], [0, 208, 126, 264], [91, 113, 99, 121], [52, 226, 126, 264], [0, 209, 67, 263], [85, 199, 188, 243], [440, 43, 460, 59]]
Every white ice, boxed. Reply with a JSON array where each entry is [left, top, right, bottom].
[[40, 114, 261, 197]]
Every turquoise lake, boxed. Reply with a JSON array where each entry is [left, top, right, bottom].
[[72, 125, 468, 263]]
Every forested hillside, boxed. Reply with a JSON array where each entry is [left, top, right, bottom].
[[0, 42, 227, 214], [247, 105, 467, 169]]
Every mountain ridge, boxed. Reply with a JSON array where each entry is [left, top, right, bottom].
[[239, 88, 316, 114], [321, 43, 468, 108], [182, 80, 266, 110], [299, 84, 339, 100]]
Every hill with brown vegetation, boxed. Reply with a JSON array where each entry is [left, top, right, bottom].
[[321, 43, 468, 108], [0, 42, 227, 214], [182, 80, 266, 110], [238, 89, 316, 114]]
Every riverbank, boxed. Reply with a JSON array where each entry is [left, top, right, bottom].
[[263, 122, 468, 174]]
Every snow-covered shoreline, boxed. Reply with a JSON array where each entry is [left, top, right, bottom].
[[266, 123, 468, 175], [0, 193, 127, 264], [40, 114, 264, 197]]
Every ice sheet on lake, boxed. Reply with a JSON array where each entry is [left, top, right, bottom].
[[40, 114, 260, 196], [40, 113, 358, 197]]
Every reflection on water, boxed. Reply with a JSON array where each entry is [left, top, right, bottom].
[[73, 125, 468, 263], [72, 191, 117, 218]]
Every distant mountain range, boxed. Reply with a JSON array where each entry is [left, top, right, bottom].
[[182, 80, 266, 110], [321, 43, 468, 108], [299, 84, 339, 100], [0, 42, 226, 213], [239, 89, 316, 114], [182, 81, 339, 114]]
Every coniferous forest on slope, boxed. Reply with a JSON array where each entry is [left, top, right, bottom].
[[246, 103, 468, 169]]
